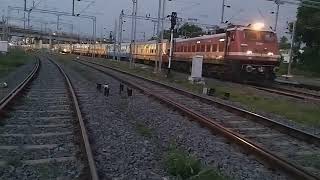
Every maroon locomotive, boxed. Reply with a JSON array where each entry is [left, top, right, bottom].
[[133, 23, 280, 81]]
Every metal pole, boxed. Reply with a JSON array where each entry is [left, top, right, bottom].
[[57, 15, 60, 51], [72, 0, 75, 16], [118, 10, 124, 61], [71, 24, 73, 34], [92, 17, 96, 58], [129, 0, 137, 67], [57, 15, 60, 31], [287, 21, 296, 76], [152, 20, 156, 37], [274, 1, 280, 31], [155, 0, 162, 72], [133, 0, 138, 66], [168, 28, 174, 73], [113, 19, 117, 60], [27, 11, 31, 29], [159, 0, 165, 72], [221, 0, 225, 23]]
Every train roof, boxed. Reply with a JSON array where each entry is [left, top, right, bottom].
[[176, 34, 226, 43]]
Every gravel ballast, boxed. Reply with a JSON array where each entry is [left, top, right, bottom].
[[58, 58, 289, 180], [0, 60, 36, 100]]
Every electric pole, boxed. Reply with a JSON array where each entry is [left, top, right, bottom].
[[221, 0, 225, 23], [287, 21, 296, 77], [129, 0, 138, 68], [158, 0, 166, 71], [118, 10, 124, 61], [274, 0, 281, 31], [57, 15, 60, 51], [72, 0, 75, 16], [24, 0, 27, 29], [155, 0, 162, 72], [133, 0, 138, 66], [113, 19, 117, 61]]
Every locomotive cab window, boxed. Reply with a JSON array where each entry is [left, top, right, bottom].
[[245, 30, 276, 42]]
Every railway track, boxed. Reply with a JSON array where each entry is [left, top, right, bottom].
[[0, 57, 98, 179], [253, 85, 320, 102], [75, 59, 320, 180]]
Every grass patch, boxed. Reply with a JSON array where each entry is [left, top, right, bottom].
[[278, 63, 320, 78], [135, 122, 152, 138], [6, 156, 23, 167], [0, 49, 31, 78], [301, 153, 320, 169], [165, 146, 227, 180], [201, 83, 320, 127]]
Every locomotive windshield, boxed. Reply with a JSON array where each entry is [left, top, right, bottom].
[[244, 30, 276, 42]]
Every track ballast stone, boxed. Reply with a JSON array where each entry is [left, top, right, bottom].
[[59, 58, 289, 180], [0, 58, 85, 180]]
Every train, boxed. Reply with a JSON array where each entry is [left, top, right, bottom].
[[53, 24, 280, 81]]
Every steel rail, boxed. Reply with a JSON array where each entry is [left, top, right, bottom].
[[0, 58, 40, 113], [75, 59, 319, 180], [254, 86, 320, 102], [276, 80, 320, 92], [48, 58, 99, 180], [79, 60, 320, 146]]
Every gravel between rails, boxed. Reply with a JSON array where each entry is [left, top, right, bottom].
[[79, 60, 320, 179], [0, 58, 85, 180], [57, 58, 289, 180], [86, 58, 320, 136], [0, 60, 36, 100]]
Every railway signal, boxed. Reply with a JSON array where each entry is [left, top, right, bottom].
[[168, 12, 177, 75]]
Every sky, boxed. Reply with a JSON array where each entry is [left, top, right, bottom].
[[1, 0, 299, 41]]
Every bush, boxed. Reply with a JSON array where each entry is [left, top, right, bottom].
[[165, 147, 227, 180]]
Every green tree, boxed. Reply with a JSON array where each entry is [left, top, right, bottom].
[[294, 1, 320, 73], [178, 23, 204, 38], [279, 36, 290, 49]]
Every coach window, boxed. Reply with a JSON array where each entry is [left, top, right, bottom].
[[201, 45, 205, 52], [212, 44, 217, 52], [218, 41, 224, 52], [206, 44, 211, 52], [188, 45, 191, 52], [196, 44, 201, 52], [192, 45, 196, 52], [184, 46, 188, 52]]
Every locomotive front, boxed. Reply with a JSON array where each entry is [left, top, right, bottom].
[[225, 24, 280, 81]]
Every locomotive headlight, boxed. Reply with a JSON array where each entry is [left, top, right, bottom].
[[267, 52, 274, 56], [246, 50, 253, 55], [63, 48, 67, 52]]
